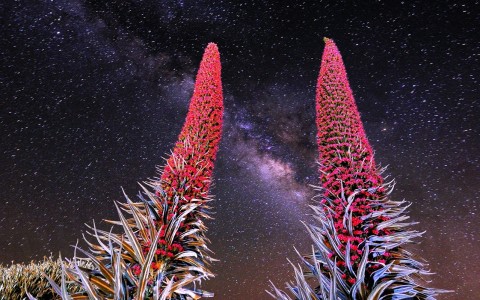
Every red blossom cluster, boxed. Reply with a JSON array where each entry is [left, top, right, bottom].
[[270, 38, 441, 299], [131, 231, 185, 276], [316, 38, 392, 280], [161, 42, 223, 201], [132, 43, 223, 279]]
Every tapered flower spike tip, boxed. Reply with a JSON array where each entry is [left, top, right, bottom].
[[316, 37, 380, 193], [206, 42, 219, 52], [161, 42, 224, 199]]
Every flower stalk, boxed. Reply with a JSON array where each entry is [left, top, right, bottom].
[[40, 43, 223, 300], [269, 38, 447, 299]]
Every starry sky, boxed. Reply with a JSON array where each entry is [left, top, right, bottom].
[[1, 1, 478, 299]]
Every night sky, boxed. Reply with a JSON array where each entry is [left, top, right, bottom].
[[1, 1, 478, 299]]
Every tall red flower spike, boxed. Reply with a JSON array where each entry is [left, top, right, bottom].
[[160, 42, 223, 203], [269, 38, 447, 299], [316, 38, 381, 197], [51, 44, 223, 299], [316, 38, 387, 270]]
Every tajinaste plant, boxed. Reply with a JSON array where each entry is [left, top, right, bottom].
[[269, 38, 447, 299], [35, 43, 223, 300]]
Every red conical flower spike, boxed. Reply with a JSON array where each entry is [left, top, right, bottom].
[[317, 38, 381, 194], [135, 42, 223, 295], [161, 42, 223, 201], [269, 38, 446, 299], [52, 44, 223, 299], [316, 38, 388, 270]]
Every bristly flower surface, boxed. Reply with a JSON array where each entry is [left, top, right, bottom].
[[160, 42, 223, 201], [269, 38, 447, 300], [39, 43, 223, 300]]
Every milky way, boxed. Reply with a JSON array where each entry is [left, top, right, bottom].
[[1, 1, 478, 299]]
